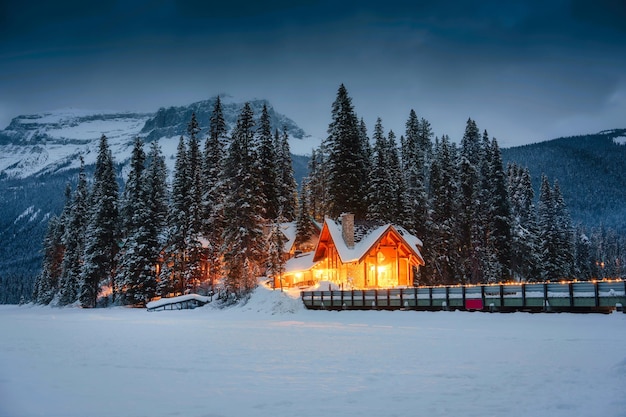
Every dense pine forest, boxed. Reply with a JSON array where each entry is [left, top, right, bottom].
[[28, 86, 626, 306]]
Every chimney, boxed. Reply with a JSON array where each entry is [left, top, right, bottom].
[[341, 213, 355, 248]]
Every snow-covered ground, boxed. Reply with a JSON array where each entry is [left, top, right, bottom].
[[1, 287, 625, 417]]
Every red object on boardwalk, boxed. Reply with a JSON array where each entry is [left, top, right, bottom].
[[465, 299, 483, 310]]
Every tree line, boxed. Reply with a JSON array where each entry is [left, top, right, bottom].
[[32, 85, 624, 307], [33, 98, 298, 306], [301, 84, 625, 285]]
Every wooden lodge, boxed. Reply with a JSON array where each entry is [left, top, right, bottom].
[[276, 213, 425, 289]]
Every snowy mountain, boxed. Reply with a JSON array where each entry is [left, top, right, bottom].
[[0, 97, 319, 180]]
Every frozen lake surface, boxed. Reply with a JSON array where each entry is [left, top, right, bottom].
[[1, 287, 625, 417]]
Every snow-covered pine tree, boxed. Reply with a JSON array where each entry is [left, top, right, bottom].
[[115, 137, 157, 305], [33, 183, 73, 304], [552, 180, 575, 278], [202, 97, 228, 292], [358, 118, 372, 183], [573, 226, 593, 280], [537, 175, 560, 281], [162, 136, 190, 295], [483, 137, 512, 282], [267, 216, 288, 291], [58, 157, 89, 305], [325, 84, 369, 219], [80, 135, 119, 308], [507, 164, 541, 281], [387, 130, 409, 226], [427, 135, 461, 285], [33, 215, 64, 304], [186, 114, 205, 291], [257, 105, 279, 220], [367, 118, 395, 223], [144, 141, 169, 297], [222, 102, 266, 296], [187, 113, 203, 236], [295, 178, 317, 251], [402, 110, 430, 237], [305, 147, 328, 221], [277, 127, 298, 221], [458, 118, 482, 283]]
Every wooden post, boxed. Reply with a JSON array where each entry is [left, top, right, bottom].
[[500, 284, 504, 308], [481, 285, 485, 309], [594, 281, 599, 307], [414, 286, 418, 310], [462, 286, 466, 309], [568, 282, 574, 307], [429, 287, 433, 307], [521, 283, 526, 308], [400, 288, 404, 308], [445, 286, 450, 310], [387, 289, 390, 307]]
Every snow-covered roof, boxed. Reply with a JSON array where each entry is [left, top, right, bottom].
[[146, 294, 211, 310], [314, 218, 424, 265], [284, 251, 318, 274], [280, 221, 297, 253]]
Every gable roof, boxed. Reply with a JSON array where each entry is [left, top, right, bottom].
[[312, 218, 424, 265]]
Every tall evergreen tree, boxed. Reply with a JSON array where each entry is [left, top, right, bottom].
[[537, 175, 560, 281], [115, 138, 158, 305], [295, 178, 317, 251], [325, 84, 369, 219], [257, 105, 280, 220], [162, 136, 190, 295], [144, 141, 169, 297], [80, 135, 119, 307], [222, 103, 266, 295], [481, 138, 512, 282], [402, 110, 430, 237], [427, 135, 460, 284], [367, 118, 395, 223], [552, 180, 575, 278], [305, 147, 328, 221], [508, 164, 541, 281], [33, 215, 64, 304], [267, 217, 288, 291], [458, 118, 482, 283], [186, 114, 205, 291], [387, 130, 408, 226], [202, 97, 228, 291], [58, 157, 89, 305], [276, 127, 298, 221]]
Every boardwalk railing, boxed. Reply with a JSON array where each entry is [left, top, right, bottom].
[[300, 280, 626, 313]]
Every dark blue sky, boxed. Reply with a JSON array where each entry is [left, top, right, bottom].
[[1, 0, 625, 146]]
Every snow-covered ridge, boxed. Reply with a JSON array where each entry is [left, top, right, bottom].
[[613, 135, 626, 145], [0, 98, 319, 179]]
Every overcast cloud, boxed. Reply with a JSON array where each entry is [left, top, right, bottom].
[[1, 0, 625, 146]]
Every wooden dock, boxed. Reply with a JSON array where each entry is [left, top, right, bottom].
[[301, 280, 626, 313]]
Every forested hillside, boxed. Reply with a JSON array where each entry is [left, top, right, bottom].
[[502, 129, 626, 232]]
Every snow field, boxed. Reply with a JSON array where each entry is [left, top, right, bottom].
[[1, 287, 625, 417]]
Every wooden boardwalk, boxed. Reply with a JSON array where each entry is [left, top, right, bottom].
[[301, 280, 626, 313]]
